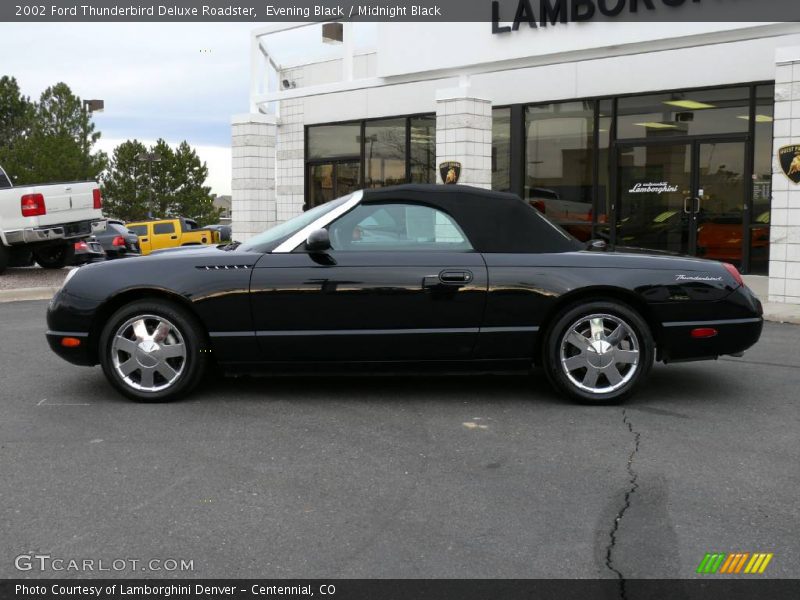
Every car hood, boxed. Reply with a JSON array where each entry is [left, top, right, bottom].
[[149, 245, 218, 256]]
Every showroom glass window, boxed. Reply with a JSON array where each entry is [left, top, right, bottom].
[[327, 203, 472, 252], [750, 84, 774, 275], [306, 115, 436, 208], [525, 101, 595, 241], [306, 123, 362, 209], [616, 87, 750, 139], [365, 119, 407, 188], [492, 108, 511, 192], [410, 116, 436, 184]]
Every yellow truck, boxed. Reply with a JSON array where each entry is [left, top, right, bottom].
[[125, 217, 221, 255]]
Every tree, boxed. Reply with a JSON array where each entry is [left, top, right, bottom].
[[102, 139, 222, 226], [0, 79, 106, 184], [0, 76, 34, 181], [99, 140, 150, 221]]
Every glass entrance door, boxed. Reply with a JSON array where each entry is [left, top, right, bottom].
[[616, 139, 747, 266], [694, 141, 747, 267]]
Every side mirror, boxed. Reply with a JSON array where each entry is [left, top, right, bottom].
[[306, 228, 331, 253]]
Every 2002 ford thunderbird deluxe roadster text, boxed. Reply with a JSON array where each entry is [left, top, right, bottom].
[[47, 185, 763, 403]]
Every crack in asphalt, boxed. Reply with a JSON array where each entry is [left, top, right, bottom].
[[605, 409, 641, 600]]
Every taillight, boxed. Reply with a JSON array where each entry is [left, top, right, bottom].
[[691, 328, 718, 339], [722, 262, 744, 287], [74, 241, 88, 251], [112, 236, 126, 247], [93, 189, 102, 210], [21, 193, 46, 217]]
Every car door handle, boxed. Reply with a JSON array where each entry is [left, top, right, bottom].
[[423, 270, 473, 289], [140, 237, 149, 242], [170, 235, 178, 240], [440, 270, 473, 283]]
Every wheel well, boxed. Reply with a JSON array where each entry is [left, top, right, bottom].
[[88, 289, 209, 362], [533, 287, 662, 366]]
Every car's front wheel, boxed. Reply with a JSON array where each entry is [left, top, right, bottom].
[[99, 300, 208, 402], [543, 300, 654, 404]]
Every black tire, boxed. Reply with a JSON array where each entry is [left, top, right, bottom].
[[99, 299, 208, 402], [542, 300, 654, 405], [34, 244, 74, 269], [0, 244, 8, 275]]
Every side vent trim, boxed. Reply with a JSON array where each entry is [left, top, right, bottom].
[[194, 265, 253, 270]]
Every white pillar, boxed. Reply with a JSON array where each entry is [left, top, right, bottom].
[[276, 68, 306, 223], [770, 48, 800, 304], [435, 87, 492, 189], [231, 113, 276, 241]]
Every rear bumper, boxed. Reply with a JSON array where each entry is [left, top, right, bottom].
[[5, 219, 107, 245], [659, 285, 763, 363]]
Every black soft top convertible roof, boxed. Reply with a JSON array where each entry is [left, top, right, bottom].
[[361, 184, 581, 254]]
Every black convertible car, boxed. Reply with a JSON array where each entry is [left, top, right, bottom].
[[47, 185, 763, 403]]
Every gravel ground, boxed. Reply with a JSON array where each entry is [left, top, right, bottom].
[[0, 265, 72, 290]]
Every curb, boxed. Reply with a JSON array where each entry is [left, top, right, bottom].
[[762, 304, 800, 326], [0, 286, 59, 303]]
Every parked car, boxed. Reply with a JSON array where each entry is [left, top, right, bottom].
[[125, 217, 221, 255], [47, 184, 762, 404], [205, 224, 232, 242], [71, 237, 106, 265], [94, 220, 140, 259], [0, 164, 106, 274]]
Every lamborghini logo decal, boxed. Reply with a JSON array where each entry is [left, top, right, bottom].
[[439, 161, 461, 185], [778, 145, 800, 184]]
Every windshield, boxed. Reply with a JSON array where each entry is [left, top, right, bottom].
[[240, 194, 353, 252]]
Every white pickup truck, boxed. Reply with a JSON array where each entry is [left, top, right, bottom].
[[0, 165, 106, 274]]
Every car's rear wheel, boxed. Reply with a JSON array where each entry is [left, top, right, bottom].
[[543, 300, 654, 404], [99, 300, 208, 402], [34, 243, 74, 269]]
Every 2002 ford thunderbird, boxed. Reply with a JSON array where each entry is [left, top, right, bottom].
[[47, 185, 763, 403]]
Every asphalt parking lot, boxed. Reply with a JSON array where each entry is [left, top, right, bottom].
[[0, 299, 798, 580]]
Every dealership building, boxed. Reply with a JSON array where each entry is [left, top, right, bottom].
[[231, 20, 800, 304]]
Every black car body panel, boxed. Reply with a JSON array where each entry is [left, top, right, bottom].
[[47, 185, 763, 373]]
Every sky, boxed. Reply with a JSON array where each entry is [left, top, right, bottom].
[[0, 22, 379, 196], [0, 23, 256, 196]]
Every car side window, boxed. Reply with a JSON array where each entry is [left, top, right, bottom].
[[328, 203, 473, 252], [128, 225, 148, 237], [153, 222, 175, 235]]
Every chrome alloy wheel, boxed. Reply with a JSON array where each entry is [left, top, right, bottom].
[[559, 313, 640, 395], [111, 314, 187, 392]]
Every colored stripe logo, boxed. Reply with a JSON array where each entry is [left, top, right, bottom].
[[696, 552, 773, 574]]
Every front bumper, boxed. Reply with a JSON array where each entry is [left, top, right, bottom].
[[46, 288, 101, 366], [46, 330, 95, 366], [5, 219, 107, 245]]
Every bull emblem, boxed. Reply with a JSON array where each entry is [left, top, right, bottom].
[[778, 145, 800, 184], [439, 161, 461, 185]]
